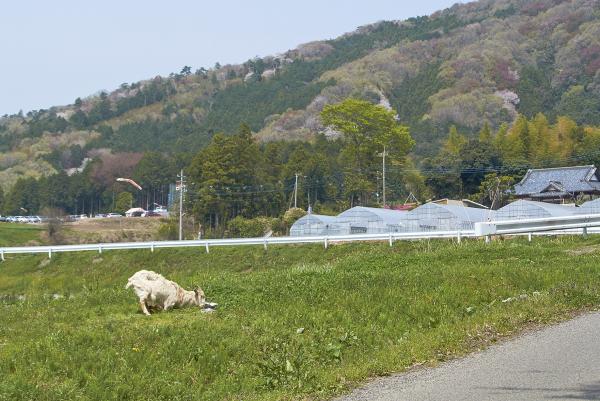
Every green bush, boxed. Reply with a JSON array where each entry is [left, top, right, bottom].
[[157, 219, 178, 240], [226, 216, 278, 238]]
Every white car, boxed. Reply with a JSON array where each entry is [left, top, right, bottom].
[[106, 213, 123, 218]]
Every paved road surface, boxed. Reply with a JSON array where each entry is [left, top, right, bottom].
[[336, 312, 600, 401]]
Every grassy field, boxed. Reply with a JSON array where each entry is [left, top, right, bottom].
[[0, 224, 44, 246], [0, 218, 163, 248], [1, 236, 600, 400]]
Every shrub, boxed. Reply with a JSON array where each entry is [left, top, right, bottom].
[[157, 219, 178, 240], [226, 216, 278, 238], [283, 208, 307, 227]]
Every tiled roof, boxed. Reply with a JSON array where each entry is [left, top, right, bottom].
[[514, 165, 600, 196]]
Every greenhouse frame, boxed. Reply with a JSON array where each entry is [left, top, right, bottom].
[[397, 203, 493, 232], [494, 200, 577, 220], [336, 206, 408, 234], [289, 214, 341, 237]]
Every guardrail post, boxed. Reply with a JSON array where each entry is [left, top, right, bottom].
[[263, 239, 268, 250], [457, 231, 462, 244], [528, 232, 532, 242], [485, 235, 491, 244], [0, 250, 4, 261], [151, 243, 155, 253], [48, 248, 52, 259], [205, 242, 210, 254], [583, 227, 589, 238], [389, 233, 393, 247], [324, 237, 328, 249], [98, 245, 102, 254]]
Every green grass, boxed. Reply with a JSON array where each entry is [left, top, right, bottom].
[[1, 237, 600, 400], [0, 224, 43, 246]]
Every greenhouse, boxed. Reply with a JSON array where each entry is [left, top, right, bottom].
[[398, 203, 493, 232], [336, 206, 408, 234], [494, 200, 577, 220], [577, 198, 600, 215], [289, 214, 341, 237]]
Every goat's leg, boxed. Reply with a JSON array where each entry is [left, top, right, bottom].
[[139, 299, 151, 316]]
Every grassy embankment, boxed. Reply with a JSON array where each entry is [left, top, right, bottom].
[[1, 235, 600, 400]]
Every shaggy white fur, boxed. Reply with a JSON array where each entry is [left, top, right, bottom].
[[125, 270, 207, 316]]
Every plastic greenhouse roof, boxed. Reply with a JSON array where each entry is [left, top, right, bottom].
[[496, 200, 578, 217], [337, 206, 408, 225], [294, 214, 339, 225], [578, 198, 600, 211], [411, 203, 494, 222]]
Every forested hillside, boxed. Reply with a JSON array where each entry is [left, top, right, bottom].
[[0, 0, 599, 234]]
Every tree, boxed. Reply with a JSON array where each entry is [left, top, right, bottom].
[[470, 173, 514, 208], [458, 140, 502, 195], [556, 85, 600, 125], [189, 124, 270, 229], [443, 125, 467, 155], [88, 92, 113, 124], [478, 122, 492, 144], [321, 98, 413, 205], [180, 66, 192, 76], [115, 192, 133, 213], [3, 177, 40, 215], [503, 114, 529, 165]]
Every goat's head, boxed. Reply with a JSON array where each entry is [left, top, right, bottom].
[[193, 287, 206, 306]]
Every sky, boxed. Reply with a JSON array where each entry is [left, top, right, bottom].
[[0, 0, 461, 116]]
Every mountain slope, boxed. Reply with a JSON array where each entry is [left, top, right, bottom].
[[0, 0, 599, 189]]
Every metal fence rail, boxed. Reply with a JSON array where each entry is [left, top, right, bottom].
[[474, 213, 600, 236], [0, 230, 472, 260], [3, 213, 600, 260]]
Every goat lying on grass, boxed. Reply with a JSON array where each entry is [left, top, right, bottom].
[[125, 270, 216, 316]]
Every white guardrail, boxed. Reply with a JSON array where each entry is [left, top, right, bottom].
[[474, 213, 600, 236], [3, 213, 600, 260], [0, 230, 471, 260]]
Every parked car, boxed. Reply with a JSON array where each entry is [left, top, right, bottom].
[[27, 216, 41, 224], [142, 211, 162, 217], [95, 213, 107, 218], [106, 213, 123, 218]]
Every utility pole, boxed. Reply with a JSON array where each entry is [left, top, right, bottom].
[[294, 173, 299, 208], [177, 169, 185, 241], [379, 146, 388, 207]]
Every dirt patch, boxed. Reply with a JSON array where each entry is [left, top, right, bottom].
[[60, 218, 164, 244], [566, 245, 600, 256], [38, 259, 51, 268]]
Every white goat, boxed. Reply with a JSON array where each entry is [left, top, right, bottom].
[[125, 270, 207, 316]]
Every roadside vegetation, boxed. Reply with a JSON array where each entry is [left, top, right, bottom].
[[1, 236, 600, 400]]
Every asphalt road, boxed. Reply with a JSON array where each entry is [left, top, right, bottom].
[[336, 312, 600, 401]]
